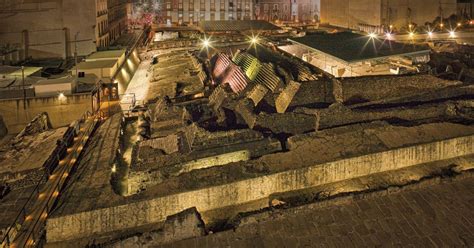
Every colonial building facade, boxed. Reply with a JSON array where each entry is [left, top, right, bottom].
[[253, 0, 319, 22], [0, 0, 130, 59], [160, 0, 254, 24]]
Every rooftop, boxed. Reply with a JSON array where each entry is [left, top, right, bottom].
[[199, 20, 281, 32], [86, 49, 126, 60], [289, 32, 431, 63], [71, 59, 117, 70], [0, 66, 42, 77]]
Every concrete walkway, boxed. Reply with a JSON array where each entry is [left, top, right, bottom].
[[121, 55, 152, 112]]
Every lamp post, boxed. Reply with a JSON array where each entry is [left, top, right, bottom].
[[74, 32, 80, 83], [22, 66, 26, 110]]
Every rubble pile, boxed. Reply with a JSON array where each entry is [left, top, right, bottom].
[[148, 49, 207, 102], [0, 113, 64, 190], [430, 42, 474, 83]]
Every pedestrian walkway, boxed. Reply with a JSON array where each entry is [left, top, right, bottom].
[[121, 54, 151, 112]]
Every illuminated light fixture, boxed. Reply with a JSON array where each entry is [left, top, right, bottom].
[[440, 23, 444, 28], [408, 24, 413, 29], [428, 31, 433, 37], [385, 32, 392, 39], [111, 164, 117, 173], [389, 24, 394, 29], [470, 20, 474, 25], [457, 22, 462, 27], [409, 32, 415, 38], [202, 38, 210, 48], [449, 30, 456, 38], [58, 92, 66, 101], [250, 36, 259, 44], [368, 32, 377, 39]]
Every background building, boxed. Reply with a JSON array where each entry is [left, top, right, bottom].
[[159, 0, 254, 24], [254, 0, 319, 22], [321, 0, 472, 33], [0, 0, 130, 60]]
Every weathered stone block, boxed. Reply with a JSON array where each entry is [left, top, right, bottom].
[[255, 112, 317, 134], [235, 98, 257, 128], [163, 207, 206, 243], [275, 81, 301, 113]]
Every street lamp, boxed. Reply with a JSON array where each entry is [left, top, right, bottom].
[[368, 32, 377, 39], [449, 30, 456, 38]]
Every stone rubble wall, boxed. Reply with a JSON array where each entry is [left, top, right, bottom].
[[128, 150, 252, 194], [46, 135, 473, 243], [339, 74, 461, 105], [14, 112, 51, 139], [295, 101, 465, 131]]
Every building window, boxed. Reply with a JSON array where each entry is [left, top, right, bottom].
[[210, 0, 215, 11]]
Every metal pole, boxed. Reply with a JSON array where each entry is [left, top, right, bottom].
[[22, 66, 26, 110], [74, 32, 80, 82]]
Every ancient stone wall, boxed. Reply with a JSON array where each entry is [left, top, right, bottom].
[[46, 135, 474, 243], [339, 75, 460, 105]]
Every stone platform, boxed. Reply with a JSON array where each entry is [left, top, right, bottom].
[[45, 122, 474, 244]]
